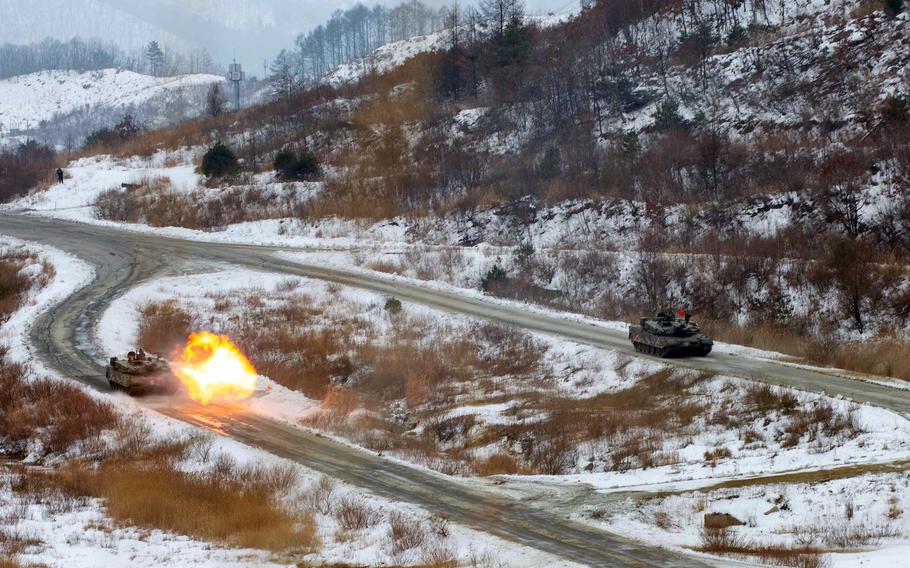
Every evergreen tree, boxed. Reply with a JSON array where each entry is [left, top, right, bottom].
[[269, 50, 298, 102], [652, 99, 690, 132], [201, 143, 239, 178], [883, 0, 904, 15], [206, 83, 226, 118], [480, 0, 524, 39], [145, 41, 165, 76], [274, 149, 321, 181]]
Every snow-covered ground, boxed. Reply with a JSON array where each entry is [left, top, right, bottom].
[[325, 15, 571, 87], [96, 268, 910, 484], [0, 69, 223, 133], [599, 471, 910, 568], [90, 265, 910, 565], [5, 187, 910, 565], [0, 236, 94, 370], [0, 238, 578, 568], [8, 150, 907, 373], [7, 152, 402, 249]]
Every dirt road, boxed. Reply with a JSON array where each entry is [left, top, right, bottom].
[[2, 212, 908, 565]]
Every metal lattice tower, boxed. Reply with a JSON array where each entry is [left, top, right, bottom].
[[227, 62, 244, 110]]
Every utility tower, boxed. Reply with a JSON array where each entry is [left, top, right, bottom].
[[227, 61, 244, 110]]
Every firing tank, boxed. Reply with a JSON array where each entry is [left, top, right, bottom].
[[106, 349, 175, 396], [629, 311, 713, 358]]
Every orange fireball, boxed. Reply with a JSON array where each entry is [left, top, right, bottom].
[[173, 332, 258, 405]]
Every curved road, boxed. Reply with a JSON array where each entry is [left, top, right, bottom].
[[2, 212, 908, 565]]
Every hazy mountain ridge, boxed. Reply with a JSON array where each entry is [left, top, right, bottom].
[[0, 68, 225, 147], [0, 0, 189, 53], [0, 0, 451, 70]]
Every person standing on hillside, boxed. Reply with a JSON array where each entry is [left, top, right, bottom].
[[56, 168, 64, 184]]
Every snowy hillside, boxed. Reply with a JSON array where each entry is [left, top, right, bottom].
[[0, 69, 223, 133], [326, 15, 570, 86], [327, 30, 449, 87]]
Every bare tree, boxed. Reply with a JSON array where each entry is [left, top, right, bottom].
[[633, 234, 671, 312], [480, 0, 525, 38]]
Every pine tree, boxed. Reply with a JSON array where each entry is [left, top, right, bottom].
[[480, 0, 524, 39], [145, 41, 165, 76], [446, 3, 461, 50], [269, 50, 298, 102], [206, 83, 226, 118]]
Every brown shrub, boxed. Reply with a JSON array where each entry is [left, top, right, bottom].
[[744, 384, 799, 414], [708, 321, 910, 382], [322, 387, 359, 415], [0, 260, 29, 320], [388, 511, 426, 555], [244, 326, 347, 398], [472, 323, 546, 377], [704, 447, 733, 467], [420, 541, 458, 568], [365, 259, 404, 275], [334, 496, 380, 531], [529, 433, 578, 475], [0, 364, 119, 458], [475, 452, 522, 476], [699, 527, 829, 568], [782, 403, 860, 448], [0, 529, 42, 557], [137, 301, 193, 356], [305, 475, 336, 516], [50, 459, 313, 552]]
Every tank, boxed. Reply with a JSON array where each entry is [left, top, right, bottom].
[[105, 349, 176, 396], [629, 311, 713, 358]]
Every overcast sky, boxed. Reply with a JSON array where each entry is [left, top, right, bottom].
[[0, 0, 580, 72]]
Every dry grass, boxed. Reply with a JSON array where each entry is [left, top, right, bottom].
[[0, 260, 29, 320], [419, 541, 458, 568], [0, 528, 43, 559], [0, 559, 43, 568], [0, 247, 54, 321], [334, 496, 380, 532], [706, 321, 910, 382], [7, 435, 317, 553], [474, 452, 523, 476], [67, 461, 314, 551], [698, 528, 829, 568], [93, 175, 304, 231], [0, 363, 119, 459], [388, 511, 426, 555], [1, 341, 316, 555], [136, 300, 193, 356], [137, 281, 865, 478]]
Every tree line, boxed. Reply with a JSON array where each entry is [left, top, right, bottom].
[[287, 1, 450, 79], [0, 37, 218, 80]]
